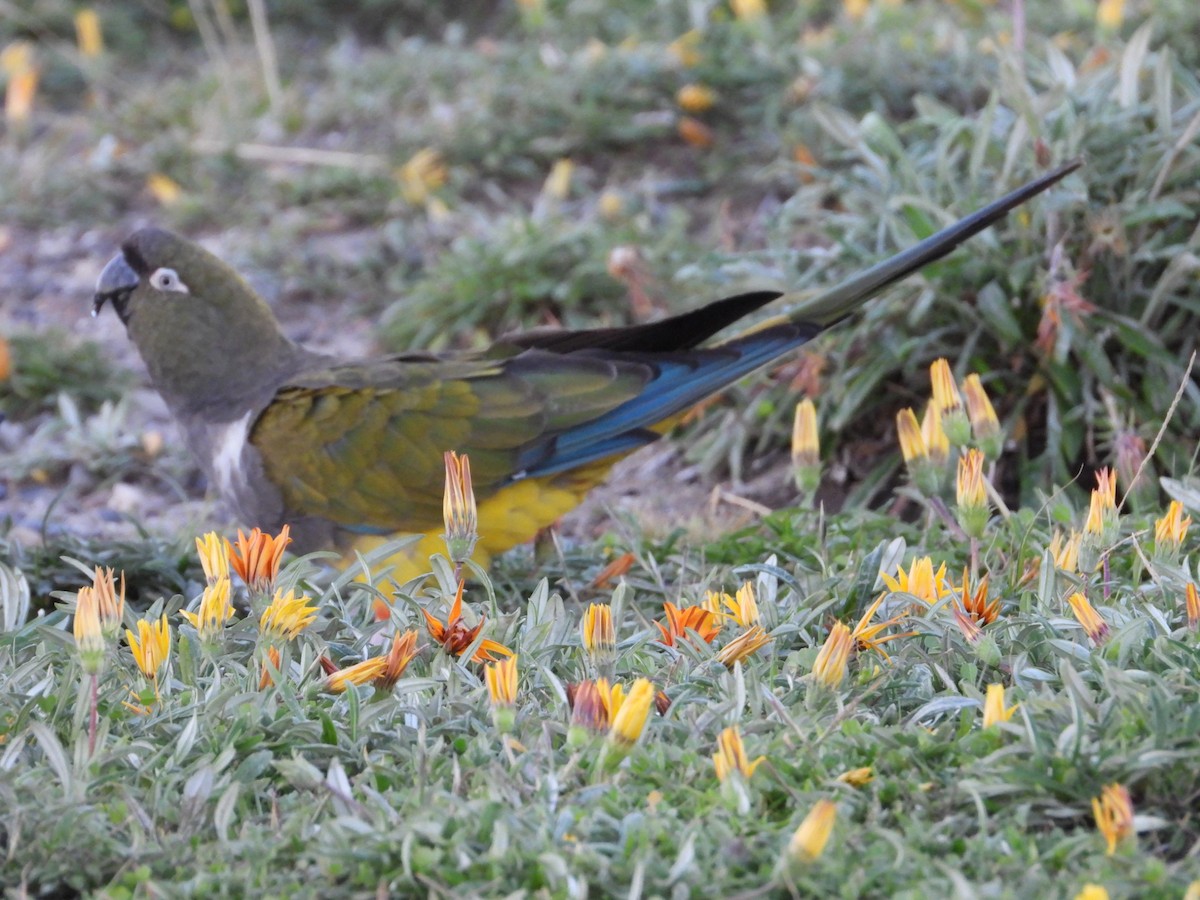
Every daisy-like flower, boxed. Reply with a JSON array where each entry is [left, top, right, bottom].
[[581, 603, 616, 672], [1050, 529, 1082, 574], [228, 526, 291, 596], [730, 0, 766, 21], [1074, 886, 1110, 900], [1092, 783, 1134, 855], [930, 358, 970, 446], [708, 582, 760, 628], [376, 629, 420, 691], [568, 678, 612, 736], [656, 601, 721, 647], [180, 577, 235, 644], [881, 557, 952, 607], [88, 566, 125, 640], [1067, 592, 1110, 645], [851, 593, 912, 660], [259, 589, 318, 643], [959, 568, 1000, 625], [607, 677, 654, 747], [788, 799, 837, 863], [442, 450, 478, 567], [712, 725, 764, 782], [836, 767, 873, 787], [921, 401, 950, 468], [791, 398, 821, 495], [716, 625, 773, 668], [126, 614, 171, 683], [676, 83, 716, 113], [812, 621, 854, 689], [74, 9, 104, 58], [956, 448, 990, 538], [396, 147, 447, 206], [1084, 468, 1118, 540], [666, 30, 702, 68], [486, 654, 519, 732], [962, 373, 1002, 458], [73, 586, 106, 675], [897, 407, 941, 495], [1186, 583, 1199, 631], [324, 656, 389, 693], [195, 532, 230, 585], [422, 580, 512, 663], [259, 645, 281, 690], [1153, 500, 1191, 561], [982, 683, 1018, 728]]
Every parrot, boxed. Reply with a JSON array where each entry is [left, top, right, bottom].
[[94, 161, 1080, 579]]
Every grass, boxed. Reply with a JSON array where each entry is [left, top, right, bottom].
[[2, 0, 1200, 896]]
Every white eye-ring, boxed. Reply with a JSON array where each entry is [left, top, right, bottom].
[[149, 267, 189, 294]]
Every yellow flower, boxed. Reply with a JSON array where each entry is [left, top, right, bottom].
[[843, 0, 869, 22], [608, 677, 654, 746], [485, 654, 518, 707], [836, 767, 873, 787], [788, 799, 837, 863], [2, 42, 38, 125], [851, 593, 912, 659], [1092, 783, 1133, 855], [812, 622, 854, 689], [180, 577, 235, 643], [1183, 881, 1200, 900], [228, 525, 291, 595], [676, 84, 716, 113], [896, 407, 926, 463], [962, 374, 1002, 457], [712, 725, 764, 782], [125, 614, 171, 681], [1186, 582, 1199, 631], [1084, 468, 1118, 537], [982, 683, 1018, 728], [442, 451, 478, 565], [376, 629, 419, 691], [666, 30, 702, 68], [195, 532, 230, 585], [74, 9, 104, 58], [656, 601, 721, 647], [422, 580, 512, 663], [724, 582, 760, 628], [73, 586, 106, 674], [921, 402, 950, 467], [324, 656, 389, 693], [716, 625, 772, 668], [581, 603, 616, 669], [1050, 529, 1082, 574], [1067, 592, 1110, 645], [83, 566, 125, 640], [396, 147, 447, 206], [881, 557, 951, 607], [1096, 0, 1124, 29], [1153, 500, 1191, 559], [730, 0, 766, 21], [259, 589, 318, 642], [146, 173, 182, 206], [791, 398, 820, 494], [543, 158, 573, 201], [956, 448, 990, 538], [1074, 885, 1109, 900], [931, 358, 970, 445]]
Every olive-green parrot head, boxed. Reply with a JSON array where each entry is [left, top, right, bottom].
[[94, 228, 300, 416]]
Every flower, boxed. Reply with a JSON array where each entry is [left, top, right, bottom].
[[324, 656, 389, 693], [677, 116, 714, 149], [1074, 886, 1110, 900], [708, 582, 760, 628], [442, 451, 478, 565], [931, 358, 970, 446], [421, 580, 512, 663], [228, 526, 291, 595], [2, 42, 38, 126], [952, 606, 983, 645], [788, 799, 837, 863], [1153, 500, 1191, 560], [259, 645, 281, 690], [1092, 783, 1133, 855], [851, 593, 911, 659], [676, 83, 716, 113], [1186, 582, 1199, 631], [1096, 0, 1124, 29], [897, 407, 941, 495], [485, 654, 518, 707], [376, 629, 420, 691], [717, 625, 773, 668], [1050, 529, 1082, 574], [607, 677, 654, 746], [881, 557, 951, 607], [812, 622, 854, 689], [656, 602, 721, 647], [956, 448, 990, 538], [982, 683, 1018, 728], [666, 30, 702, 68], [74, 9, 104, 58], [73, 586, 106, 674], [731, 0, 766, 21], [126, 614, 170, 681], [837, 767, 873, 787], [259, 589, 318, 642], [180, 577, 235, 643], [959, 568, 1000, 625], [88, 566, 125, 640], [712, 725, 764, 782], [791, 398, 821, 495], [581, 603, 616, 671], [1084, 468, 1118, 538], [396, 147, 447, 206], [568, 678, 612, 735], [195, 532, 229, 585], [921, 402, 950, 467], [1067, 592, 1110, 645], [962, 373, 1002, 457]]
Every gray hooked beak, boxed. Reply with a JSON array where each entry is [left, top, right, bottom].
[[93, 253, 139, 321]]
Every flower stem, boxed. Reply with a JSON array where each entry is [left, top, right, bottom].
[[88, 672, 98, 757]]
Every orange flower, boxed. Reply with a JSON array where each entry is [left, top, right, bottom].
[[376, 629, 420, 691], [1067, 592, 1110, 645], [259, 645, 281, 690], [1092, 783, 1133, 855], [228, 525, 291, 594], [1187, 583, 1199, 631], [959, 568, 1000, 625], [421, 581, 512, 663], [656, 601, 721, 647], [324, 656, 389, 693], [716, 625, 772, 668], [442, 450, 478, 565], [568, 678, 613, 733], [88, 566, 125, 640]]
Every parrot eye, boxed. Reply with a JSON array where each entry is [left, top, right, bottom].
[[149, 267, 189, 294]]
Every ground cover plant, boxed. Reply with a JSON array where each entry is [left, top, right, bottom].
[[1, 0, 1199, 896]]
